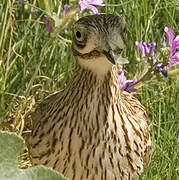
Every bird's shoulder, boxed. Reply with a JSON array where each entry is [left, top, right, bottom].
[[31, 90, 62, 124], [120, 91, 152, 168], [120, 91, 147, 117]]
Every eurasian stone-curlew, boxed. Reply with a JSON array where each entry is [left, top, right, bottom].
[[29, 14, 151, 180]]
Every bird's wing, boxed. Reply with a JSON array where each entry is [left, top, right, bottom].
[[121, 91, 152, 169], [31, 91, 61, 134]]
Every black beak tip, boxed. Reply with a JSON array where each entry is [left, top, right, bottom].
[[103, 49, 116, 64]]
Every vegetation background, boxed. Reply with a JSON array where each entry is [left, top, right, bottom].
[[0, 0, 178, 179]]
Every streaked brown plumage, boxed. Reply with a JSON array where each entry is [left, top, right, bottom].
[[29, 14, 151, 180]]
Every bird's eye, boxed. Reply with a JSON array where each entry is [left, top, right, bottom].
[[75, 30, 83, 42], [76, 31, 81, 38]]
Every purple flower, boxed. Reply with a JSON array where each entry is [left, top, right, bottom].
[[44, 15, 53, 32], [164, 27, 179, 66], [135, 41, 146, 57], [162, 37, 167, 46], [62, 4, 69, 15], [156, 64, 168, 78], [118, 71, 137, 92], [170, 51, 179, 64], [149, 42, 156, 54], [135, 41, 156, 58], [78, 0, 104, 14], [32, 8, 39, 12]]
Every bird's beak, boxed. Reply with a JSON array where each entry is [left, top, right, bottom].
[[102, 49, 117, 64]]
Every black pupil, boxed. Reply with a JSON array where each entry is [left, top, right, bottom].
[[76, 31, 81, 38]]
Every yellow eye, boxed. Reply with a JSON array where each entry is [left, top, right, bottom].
[[75, 30, 84, 42]]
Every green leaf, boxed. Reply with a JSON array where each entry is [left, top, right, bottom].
[[0, 131, 68, 180], [117, 57, 129, 66]]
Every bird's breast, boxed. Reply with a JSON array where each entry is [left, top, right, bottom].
[[30, 66, 151, 180]]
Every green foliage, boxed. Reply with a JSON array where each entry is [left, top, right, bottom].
[[0, 0, 178, 179], [0, 131, 68, 180]]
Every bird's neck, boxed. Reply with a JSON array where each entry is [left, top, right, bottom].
[[61, 63, 121, 143], [76, 56, 113, 80], [69, 64, 120, 93]]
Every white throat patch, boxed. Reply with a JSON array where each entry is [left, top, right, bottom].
[[77, 55, 113, 80]]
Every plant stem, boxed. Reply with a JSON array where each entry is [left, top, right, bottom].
[[51, 6, 80, 37], [43, 0, 51, 15], [130, 66, 153, 89]]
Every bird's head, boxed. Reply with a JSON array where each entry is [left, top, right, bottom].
[[72, 14, 126, 78]]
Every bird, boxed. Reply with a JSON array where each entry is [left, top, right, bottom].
[[29, 14, 151, 180]]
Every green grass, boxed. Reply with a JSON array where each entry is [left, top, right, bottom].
[[0, 0, 178, 179]]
